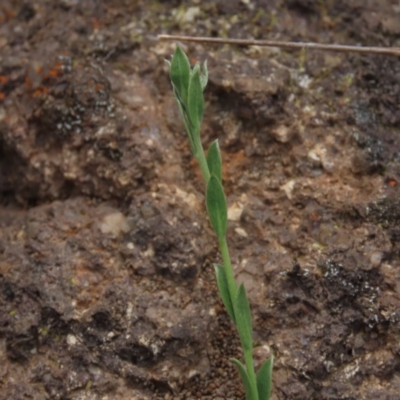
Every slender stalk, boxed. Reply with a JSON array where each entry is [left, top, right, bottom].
[[159, 34, 400, 57], [220, 236, 258, 400], [219, 236, 237, 308], [244, 346, 259, 400], [194, 137, 210, 183]]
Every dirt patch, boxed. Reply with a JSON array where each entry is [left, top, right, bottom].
[[1, 1, 400, 399]]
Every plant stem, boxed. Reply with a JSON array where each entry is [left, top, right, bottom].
[[219, 236, 237, 305], [195, 137, 210, 183], [169, 46, 267, 399], [199, 134, 260, 400], [220, 236, 259, 400], [244, 345, 259, 400]]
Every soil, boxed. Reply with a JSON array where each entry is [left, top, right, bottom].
[[1, 1, 400, 399]]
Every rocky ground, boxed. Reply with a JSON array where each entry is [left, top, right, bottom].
[[1, 1, 400, 399]]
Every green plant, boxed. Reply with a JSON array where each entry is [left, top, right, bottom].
[[167, 46, 273, 400]]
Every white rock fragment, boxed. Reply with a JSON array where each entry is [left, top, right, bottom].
[[343, 360, 360, 379], [67, 334, 78, 346], [180, 7, 200, 23], [142, 245, 155, 258], [228, 202, 245, 221], [100, 212, 130, 236], [298, 74, 313, 88], [370, 251, 383, 267], [175, 186, 199, 209], [126, 302, 133, 317], [280, 179, 296, 200], [271, 125, 292, 143], [235, 227, 248, 237], [308, 148, 321, 163], [308, 144, 335, 172]]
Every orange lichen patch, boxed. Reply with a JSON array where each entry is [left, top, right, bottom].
[[25, 76, 32, 89], [0, 9, 14, 22], [32, 86, 49, 97], [36, 65, 43, 74], [95, 83, 104, 91], [0, 7, 14, 22], [92, 17, 100, 30], [0, 92, 5, 100], [48, 69, 61, 77], [311, 212, 319, 220], [0, 75, 8, 84], [54, 61, 63, 69], [70, 259, 117, 310], [43, 61, 65, 80], [6, 9, 14, 19], [389, 179, 397, 187], [222, 149, 247, 176], [189, 157, 202, 181]]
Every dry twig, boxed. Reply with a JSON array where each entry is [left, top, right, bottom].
[[158, 34, 400, 57]]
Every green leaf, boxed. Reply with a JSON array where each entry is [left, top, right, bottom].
[[200, 60, 208, 91], [191, 60, 208, 91], [214, 264, 236, 323], [206, 175, 227, 240], [235, 283, 253, 353], [187, 69, 204, 138], [231, 359, 253, 400], [257, 357, 273, 400], [207, 140, 222, 182], [174, 97, 198, 155], [170, 47, 191, 105], [192, 62, 200, 76]]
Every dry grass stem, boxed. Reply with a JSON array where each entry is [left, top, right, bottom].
[[158, 34, 400, 57]]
